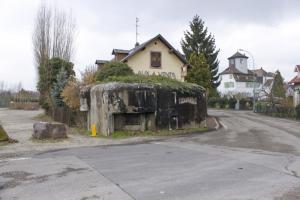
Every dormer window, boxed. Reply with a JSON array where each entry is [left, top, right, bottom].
[[151, 52, 161, 67], [240, 59, 243, 64]]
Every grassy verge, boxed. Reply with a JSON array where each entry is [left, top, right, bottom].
[[73, 127, 208, 139], [71, 128, 105, 138], [111, 127, 208, 139]]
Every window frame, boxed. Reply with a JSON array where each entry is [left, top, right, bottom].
[[150, 51, 162, 68], [224, 82, 234, 88]]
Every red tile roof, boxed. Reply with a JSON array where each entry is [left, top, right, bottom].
[[295, 65, 300, 72], [289, 76, 300, 84]]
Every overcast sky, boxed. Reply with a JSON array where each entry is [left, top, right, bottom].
[[1, 0, 300, 90]]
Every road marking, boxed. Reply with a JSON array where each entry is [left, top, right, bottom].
[[0, 157, 31, 162], [218, 120, 228, 131]]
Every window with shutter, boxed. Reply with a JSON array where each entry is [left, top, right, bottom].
[[151, 52, 161, 67]]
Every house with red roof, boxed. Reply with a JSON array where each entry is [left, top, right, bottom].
[[288, 65, 300, 106]]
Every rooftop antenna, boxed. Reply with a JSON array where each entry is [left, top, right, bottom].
[[135, 17, 139, 47]]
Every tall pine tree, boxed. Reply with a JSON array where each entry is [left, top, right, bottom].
[[271, 70, 285, 98], [186, 53, 211, 90], [181, 15, 220, 91]]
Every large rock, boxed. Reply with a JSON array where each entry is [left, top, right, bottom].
[[33, 122, 67, 140]]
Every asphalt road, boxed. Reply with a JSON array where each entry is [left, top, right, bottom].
[[1, 110, 300, 200]]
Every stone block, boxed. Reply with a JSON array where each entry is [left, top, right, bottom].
[[33, 122, 67, 140]]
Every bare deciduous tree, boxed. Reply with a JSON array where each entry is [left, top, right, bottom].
[[52, 8, 76, 61], [33, 3, 76, 66], [33, 3, 76, 110], [33, 4, 52, 67]]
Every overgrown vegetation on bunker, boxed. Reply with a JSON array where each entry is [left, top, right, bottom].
[[98, 75, 205, 93], [94, 61, 205, 93]]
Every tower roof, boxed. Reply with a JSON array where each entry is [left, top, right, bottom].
[[228, 52, 248, 59]]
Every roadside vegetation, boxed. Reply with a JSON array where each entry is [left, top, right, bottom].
[[255, 71, 300, 119], [111, 127, 208, 139], [74, 127, 208, 139], [0, 124, 9, 142]]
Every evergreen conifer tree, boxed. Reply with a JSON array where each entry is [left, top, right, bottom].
[[186, 53, 211, 90], [181, 15, 220, 91], [271, 70, 285, 98], [51, 67, 68, 107]]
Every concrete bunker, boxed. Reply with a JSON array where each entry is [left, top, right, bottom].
[[81, 82, 207, 136]]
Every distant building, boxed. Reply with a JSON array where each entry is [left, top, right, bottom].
[[288, 65, 300, 106], [219, 52, 271, 98], [95, 34, 188, 81]]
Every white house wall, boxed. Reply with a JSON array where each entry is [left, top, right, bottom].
[[219, 74, 260, 97], [294, 85, 300, 106], [234, 58, 248, 74]]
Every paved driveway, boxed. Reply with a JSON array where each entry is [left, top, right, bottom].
[[1, 109, 300, 199]]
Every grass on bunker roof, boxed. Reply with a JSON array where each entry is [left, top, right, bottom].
[[99, 75, 205, 92]]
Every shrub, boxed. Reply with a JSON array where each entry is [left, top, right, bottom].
[[296, 104, 300, 119], [228, 98, 237, 109], [255, 101, 296, 118], [208, 97, 217, 107], [61, 79, 81, 110], [95, 61, 134, 81], [218, 98, 227, 108], [81, 66, 98, 86]]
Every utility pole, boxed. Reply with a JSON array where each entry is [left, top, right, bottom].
[[135, 17, 139, 47]]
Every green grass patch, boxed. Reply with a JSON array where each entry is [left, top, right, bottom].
[[111, 127, 208, 139], [73, 126, 208, 139], [72, 128, 105, 138]]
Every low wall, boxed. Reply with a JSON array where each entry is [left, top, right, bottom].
[[9, 102, 40, 110]]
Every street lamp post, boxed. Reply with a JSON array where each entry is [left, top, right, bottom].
[[238, 49, 256, 112]]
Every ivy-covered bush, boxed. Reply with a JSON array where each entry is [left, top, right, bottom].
[[96, 61, 134, 81]]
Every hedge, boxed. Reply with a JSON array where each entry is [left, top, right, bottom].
[[255, 101, 296, 118]]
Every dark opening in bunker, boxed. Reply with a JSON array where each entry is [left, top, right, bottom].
[[124, 114, 141, 125]]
